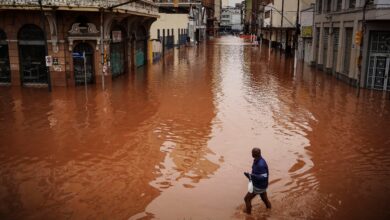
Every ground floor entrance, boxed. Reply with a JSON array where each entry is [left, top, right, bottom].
[[73, 43, 94, 85], [0, 40, 10, 83], [367, 31, 390, 91]]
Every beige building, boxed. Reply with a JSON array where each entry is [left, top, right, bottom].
[[312, 0, 390, 91], [149, 13, 189, 61], [261, 0, 312, 53]]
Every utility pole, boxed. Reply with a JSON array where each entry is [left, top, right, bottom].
[[100, 9, 105, 90], [295, 0, 300, 56], [357, 0, 371, 97], [38, 0, 52, 92]]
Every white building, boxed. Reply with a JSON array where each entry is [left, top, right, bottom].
[[220, 6, 243, 32], [261, 0, 312, 53], [298, 4, 315, 63]]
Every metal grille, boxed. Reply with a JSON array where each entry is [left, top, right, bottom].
[[73, 43, 94, 85], [367, 31, 390, 91], [18, 25, 47, 84]]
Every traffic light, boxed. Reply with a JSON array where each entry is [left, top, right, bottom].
[[355, 31, 362, 45]]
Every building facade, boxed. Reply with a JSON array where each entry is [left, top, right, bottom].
[[261, 0, 312, 54], [0, 0, 158, 88], [203, 0, 222, 37], [220, 6, 243, 33], [312, 0, 390, 91], [298, 5, 315, 63]]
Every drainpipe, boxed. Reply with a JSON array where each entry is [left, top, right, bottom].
[[357, 0, 371, 97], [38, 0, 52, 92], [100, 9, 105, 90]]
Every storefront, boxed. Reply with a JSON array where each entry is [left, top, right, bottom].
[[73, 43, 94, 85], [0, 29, 10, 83], [366, 31, 390, 91], [18, 24, 47, 85], [110, 26, 126, 78]]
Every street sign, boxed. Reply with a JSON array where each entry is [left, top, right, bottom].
[[72, 52, 83, 58], [45, 56, 53, 67], [53, 57, 59, 65]]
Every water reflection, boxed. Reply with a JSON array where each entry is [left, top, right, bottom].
[[1, 36, 390, 220]]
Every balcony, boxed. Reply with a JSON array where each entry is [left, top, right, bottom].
[[0, 0, 159, 17], [156, 0, 201, 8]]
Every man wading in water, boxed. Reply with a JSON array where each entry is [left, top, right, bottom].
[[244, 147, 272, 214]]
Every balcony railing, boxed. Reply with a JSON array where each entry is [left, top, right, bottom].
[[0, 0, 159, 15], [156, 0, 201, 6]]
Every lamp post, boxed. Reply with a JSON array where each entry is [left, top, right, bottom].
[[38, 0, 52, 92]]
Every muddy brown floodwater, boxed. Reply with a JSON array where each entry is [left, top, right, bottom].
[[1, 36, 390, 220]]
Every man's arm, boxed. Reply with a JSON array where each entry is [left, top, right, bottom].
[[250, 173, 268, 182]]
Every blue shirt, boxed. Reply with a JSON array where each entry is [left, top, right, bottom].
[[251, 157, 269, 189]]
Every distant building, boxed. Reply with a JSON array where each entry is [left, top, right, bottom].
[[260, 0, 312, 55], [203, 0, 222, 37], [298, 4, 315, 63], [220, 6, 243, 33], [311, 0, 390, 91]]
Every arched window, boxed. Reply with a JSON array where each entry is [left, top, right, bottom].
[[0, 28, 11, 83], [18, 24, 45, 41], [18, 24, 47, 84], [0, 29, 6, 40]]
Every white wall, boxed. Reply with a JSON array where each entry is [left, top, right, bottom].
[[150, 13, 189, 44], [231, 13, 242, 31]]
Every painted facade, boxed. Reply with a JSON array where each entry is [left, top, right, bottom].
[[0, 0, 158, 88]]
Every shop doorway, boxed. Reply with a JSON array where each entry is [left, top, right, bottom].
[[18, 24, 47, 84], [0, 29, 10, 83], [73, 43, 94, 85]]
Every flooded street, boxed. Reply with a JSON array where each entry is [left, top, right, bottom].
[[1, 36, 390, 219]]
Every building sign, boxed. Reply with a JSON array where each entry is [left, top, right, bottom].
[[112, 31, 122, 43], [45, 56, 53, 67], [53, 57, 59, 65], [301, 26, 312, 38]]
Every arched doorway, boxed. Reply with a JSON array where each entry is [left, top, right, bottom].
[[73, 43, 94, 85], [18, 24, 47, 84], [0, 29, 10, 83], [110, 24, 126, 78]]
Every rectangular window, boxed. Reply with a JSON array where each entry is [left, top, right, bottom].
[[157, 29, 160, 39], [317, 0, 322, 13], [349, 0, 356, 8], [326, 0, 332, 13], [336, 0, 342, 11]]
